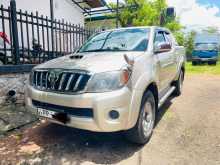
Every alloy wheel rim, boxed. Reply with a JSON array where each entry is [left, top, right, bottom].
[[142, 102, 154, 137]]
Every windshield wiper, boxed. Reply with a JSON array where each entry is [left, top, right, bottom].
[[80, 49, 108, 52]]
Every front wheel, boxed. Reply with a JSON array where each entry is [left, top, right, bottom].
[[192, 61, 197, 65], [125, 91, 156, 144]]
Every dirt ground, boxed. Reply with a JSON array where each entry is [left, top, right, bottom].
[[0, 105, 37, 134], [0, 75, 219, 165]]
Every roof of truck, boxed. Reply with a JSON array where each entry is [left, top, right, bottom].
[[99, 26, 170, 33]]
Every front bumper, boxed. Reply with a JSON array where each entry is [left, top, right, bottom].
[[192, 56, 218, 62], [25, 85, 132, 132]]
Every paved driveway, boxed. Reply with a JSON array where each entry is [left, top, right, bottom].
[[0, 75, 220, 165]]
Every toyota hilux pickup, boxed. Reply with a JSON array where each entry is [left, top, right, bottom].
[[25, 27, 185, 144]]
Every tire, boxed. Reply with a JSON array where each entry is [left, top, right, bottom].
[[208, 61, 217, 65], [192, 61, 197, 65], [125, 91, 156, 144], [173, 69, 184, 96]]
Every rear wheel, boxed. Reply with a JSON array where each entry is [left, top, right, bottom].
[[208, 61, 217, 65], [173, 69, 184, 96], [125, 91, 156, 144]]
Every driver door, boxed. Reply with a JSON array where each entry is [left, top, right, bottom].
[[154, 30, 174, 95]]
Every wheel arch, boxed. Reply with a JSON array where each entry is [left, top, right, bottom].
[[143, 82, 159, 110], [181, 64, 185, 80], [175, 60, 185, 81], [126, 81, 159, 130]]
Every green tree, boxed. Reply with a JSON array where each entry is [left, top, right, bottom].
[[109, 0, 184, 45], [165, 20, 182, 32], [174, 31, 185, 46], [110, 0, 167, 27], [184, 31, 196, 60]]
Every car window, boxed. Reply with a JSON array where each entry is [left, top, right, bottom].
[[164, 32, 173, 46], [79, 28, 150, 53], [154, 31, 166, 44], [195, 43, 218, 51], [79, 32, 110, 52], [102, 29, 149, 51]]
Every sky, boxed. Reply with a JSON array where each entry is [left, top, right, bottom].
[[106, 0, 220, 31]]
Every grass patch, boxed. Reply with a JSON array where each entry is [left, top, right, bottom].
[[186, 62, 220, 75]]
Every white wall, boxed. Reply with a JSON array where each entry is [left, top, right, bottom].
[[0, 0, 84, 25], [54, 0, 84, 25], [0, 0, 85, 52]]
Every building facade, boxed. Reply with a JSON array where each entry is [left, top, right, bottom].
[[0, 0, 84, 25]]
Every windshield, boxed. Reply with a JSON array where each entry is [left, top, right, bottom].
[[78, 28, 149, 53], [195, 43, 218, 51]]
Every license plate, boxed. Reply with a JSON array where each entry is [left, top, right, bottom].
[[37, 108, 55, 118]]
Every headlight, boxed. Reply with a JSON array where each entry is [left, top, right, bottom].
[[86, 69, 130, 92]]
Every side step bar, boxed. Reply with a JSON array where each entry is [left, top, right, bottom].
[[158, 86, 176, 108]]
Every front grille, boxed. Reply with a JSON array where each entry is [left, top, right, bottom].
[[32, 69, 91, 93], [32, 100, 93, 118]]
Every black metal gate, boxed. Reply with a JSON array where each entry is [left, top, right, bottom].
[[0, 1, 96, 72]]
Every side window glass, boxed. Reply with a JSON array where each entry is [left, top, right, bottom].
[[164, 32, 172, 46], [154, 31, 166, 44]]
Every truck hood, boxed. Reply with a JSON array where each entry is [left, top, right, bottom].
[[34, 52, 144, 73]]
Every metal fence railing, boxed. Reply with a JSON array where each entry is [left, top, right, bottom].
[[0, 1, 96, 68]]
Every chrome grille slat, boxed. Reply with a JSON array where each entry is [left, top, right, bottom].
[[40, 72, 43, 88], [73, 75, 83, 91], [32, 70, 90, 94], [58, 73, 67, 90], [45, 72, 49, 89], [65, 74, 74, 91], [35, 72, 38, 87]]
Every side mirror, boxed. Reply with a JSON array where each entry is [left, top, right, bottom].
[[154, 42, 171, 53]]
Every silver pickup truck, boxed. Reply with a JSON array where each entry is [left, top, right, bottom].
[[25, 26, 185, 144]]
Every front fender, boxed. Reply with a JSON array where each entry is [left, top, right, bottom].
[[175, 48, 186, 80], [126, 69, 158, 129]]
